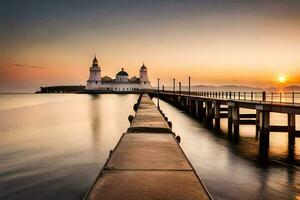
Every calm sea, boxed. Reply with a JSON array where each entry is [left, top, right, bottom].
[[0, 94, 299, 199]]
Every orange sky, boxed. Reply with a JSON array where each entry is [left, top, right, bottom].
[[1, 1, 300, 92]]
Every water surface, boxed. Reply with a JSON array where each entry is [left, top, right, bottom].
[[0, 94, 299, 199], [0, 94, 136, 199]]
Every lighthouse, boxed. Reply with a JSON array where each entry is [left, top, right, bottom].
[[139, 63, 150, 88], [86, 56, 102, 90]]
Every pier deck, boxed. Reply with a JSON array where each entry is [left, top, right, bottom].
[[85, 94, 211, 200]]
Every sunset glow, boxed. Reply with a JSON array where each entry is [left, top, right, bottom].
[[1, 1, 300, 92]]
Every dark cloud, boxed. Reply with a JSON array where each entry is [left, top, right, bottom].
[[14, 64, 46, 69]]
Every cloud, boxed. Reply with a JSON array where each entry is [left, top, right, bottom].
[[14, 64, 46, 69]]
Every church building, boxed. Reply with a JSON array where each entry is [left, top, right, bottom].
[[85, 56, 152, 91]]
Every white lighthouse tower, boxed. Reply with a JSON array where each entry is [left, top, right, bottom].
[[139, 63, 151, 88], [86, 56, 102, 90]]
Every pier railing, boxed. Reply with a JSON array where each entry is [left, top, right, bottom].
[[157, 90, 300, 104]]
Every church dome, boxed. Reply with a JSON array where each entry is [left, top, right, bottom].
[[116, 68, 128, 76]]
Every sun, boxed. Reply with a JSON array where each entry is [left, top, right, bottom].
[[278, 75, 286, 83]]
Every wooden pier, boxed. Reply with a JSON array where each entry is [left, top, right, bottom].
[[153, 90, 300, 162], [85, 94, 212, 200]]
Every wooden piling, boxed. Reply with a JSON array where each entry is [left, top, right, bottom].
[[198, 101, 204, 121], [189, 99, 193, 114], [258, 108, 270, 161], [205, 101, 213, 128], [256, 110, 260, 139], [195, 100, 199, 118], [214, 101, 221, 133], [288, 113, 295, 161], [228, 106, 233, 137], [232, 106, 240, 138]]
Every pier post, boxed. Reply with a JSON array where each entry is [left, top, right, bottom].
[[173, 78, 175, 94], [195, 100, 199, 118], [186, 98, 189, 112], [188, 99, 193, 114], [157, 78, 160, 109], [193, 100, 196, 116], [188, 76, 191, 96], [179, 82, 181, 95], [205, 101, 213, 128], [179, 97, 183, 109], [198, 101, 204, 121], [231, 104, 240, 138], [256, 105, 270, 161], [228, 106, 233, 137], [288, 113, 295, 161], [256, 110, 260, 139], [176, 96, 180, 107], [262, 91, 266, 102], [214, 101, 221, 133], [171, 92, 177, 105]]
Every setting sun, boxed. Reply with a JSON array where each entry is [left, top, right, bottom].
[[278, 75, 286, 83]]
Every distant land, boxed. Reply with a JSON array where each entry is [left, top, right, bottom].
[[283, 85, 300, 92]]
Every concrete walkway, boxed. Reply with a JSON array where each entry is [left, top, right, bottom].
[[85, 94, 211, 200]]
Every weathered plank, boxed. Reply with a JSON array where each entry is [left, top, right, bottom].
[[105, 133, 192, 170]]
